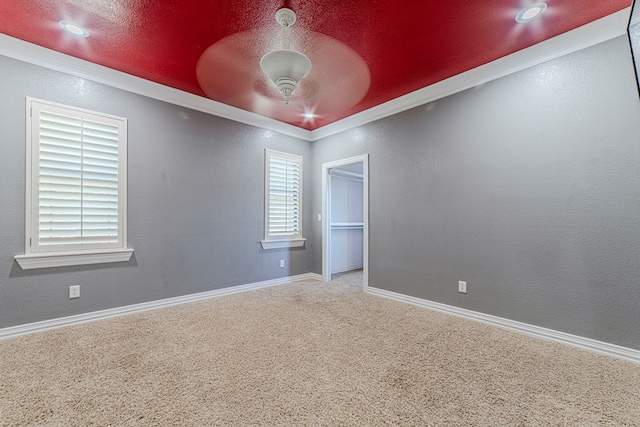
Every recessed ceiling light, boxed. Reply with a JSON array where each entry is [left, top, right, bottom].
[[59, 20, 89, 37], [515, 2, 547, 23], [303, 113, 315, 118]]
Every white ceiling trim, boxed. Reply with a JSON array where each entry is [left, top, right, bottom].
[[310, 8, 631, 141], [0, 33, 314, 141], [0, 7, 630, 142]]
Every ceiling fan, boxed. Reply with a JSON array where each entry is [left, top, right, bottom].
[[195, 6, 370, 127]]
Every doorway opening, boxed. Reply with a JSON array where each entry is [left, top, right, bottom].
[[322, 155, 369, 290]]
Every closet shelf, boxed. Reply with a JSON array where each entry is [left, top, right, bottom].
[[330, 222, 364, 229]]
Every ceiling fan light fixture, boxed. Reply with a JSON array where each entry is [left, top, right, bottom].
[[260, 50, 311, 101], [260, 8, 311, 104]]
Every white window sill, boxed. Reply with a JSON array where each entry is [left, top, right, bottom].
[[14, 248, 134, 270], [260, 238, 306, 250]]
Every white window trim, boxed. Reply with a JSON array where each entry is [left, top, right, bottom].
[[260, 239, 306, 250], [14, 249, 134, 270], [261, 149, 306, 250], [14, 98, 133, 269]]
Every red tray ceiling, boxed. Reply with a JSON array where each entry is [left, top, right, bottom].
[[0, 0, 631, 130]]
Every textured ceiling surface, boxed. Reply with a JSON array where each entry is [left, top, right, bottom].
[[0, 0, 631, 129]]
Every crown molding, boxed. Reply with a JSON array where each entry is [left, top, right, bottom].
[[0, 7, 631, 142], [310, 8, 632, 141], [0, 34, 314, 141]]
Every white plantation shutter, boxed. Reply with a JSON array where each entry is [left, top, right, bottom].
[[28, 100, 127, 253], [265, 150, 303, 241]]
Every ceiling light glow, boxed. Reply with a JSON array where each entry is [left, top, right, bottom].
[[303, 113, 315, 118], [515, 2, 547, 23], [59, 21, 89, 37]]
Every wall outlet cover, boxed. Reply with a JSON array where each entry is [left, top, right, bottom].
[[69, 285, 80, 299], [458, 281, 467, 294]]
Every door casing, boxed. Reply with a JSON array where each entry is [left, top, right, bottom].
[[321, 154, 369, 290]]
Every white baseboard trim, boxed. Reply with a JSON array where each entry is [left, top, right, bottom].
[[367, 287, 640, 365], [331, 263, 364, 275], [0, 273, 323, 341]]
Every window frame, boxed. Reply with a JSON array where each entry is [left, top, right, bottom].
[[14, 98, 133, 269], [261, 149, 306, 250]]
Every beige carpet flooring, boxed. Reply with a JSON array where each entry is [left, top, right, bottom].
[[1, 271, 639, 426]]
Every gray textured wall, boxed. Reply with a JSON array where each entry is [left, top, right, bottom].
[[311, 36, 640, 349], [0, 55, 312, 329], [3, 35, 640, 351]]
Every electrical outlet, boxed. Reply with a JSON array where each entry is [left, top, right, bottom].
[[280, 259, 285, 268], [458, 281, 467, 294], [317, 213, 322, 222], [69, 285, 80, 299]]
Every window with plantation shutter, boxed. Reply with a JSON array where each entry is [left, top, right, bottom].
[[261, 149, 306, 249], [15, 98, 133, 269]]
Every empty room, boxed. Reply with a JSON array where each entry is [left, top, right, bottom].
[[1, 0, 640, 425]]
